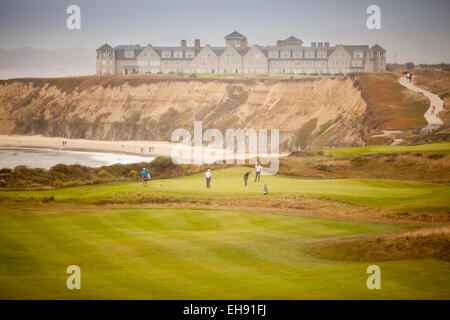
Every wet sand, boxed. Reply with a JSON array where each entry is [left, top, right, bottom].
[[0, 135, 173, 157]]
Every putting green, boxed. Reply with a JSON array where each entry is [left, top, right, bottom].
[[2, 167, 449, 212], [0, 207, 448, 299]]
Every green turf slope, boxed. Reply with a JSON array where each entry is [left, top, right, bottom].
[[0, 208, 448, 299]]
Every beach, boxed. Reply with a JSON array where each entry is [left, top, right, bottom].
[[0, 135, 174, 157]]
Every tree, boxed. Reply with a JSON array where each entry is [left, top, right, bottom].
[[405, 62, 415, 70]]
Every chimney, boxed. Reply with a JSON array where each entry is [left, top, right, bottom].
[[324, 42, 330, 47], [181, 39, 186, 47], [318, 42, 323, 47], [311, 42, 316, 47], [195, 39, 200, 49]]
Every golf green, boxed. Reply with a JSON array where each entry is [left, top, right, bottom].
[[2, 167, 449, 212]]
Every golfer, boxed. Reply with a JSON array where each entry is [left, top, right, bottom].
[[205, 169, 211, 188], [244, 171, 251, 187], [254, 164, 262, 182], [141, 167, 150, 187]]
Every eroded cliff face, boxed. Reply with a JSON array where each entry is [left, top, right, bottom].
[[0, 76, 368, 150]]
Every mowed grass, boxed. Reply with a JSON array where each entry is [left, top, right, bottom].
[[0, 207, 449, 299], [2, 167, 449, 212], [319, 142, 450, 156]]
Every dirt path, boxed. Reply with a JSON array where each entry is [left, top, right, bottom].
[[399, 76, 444, 129]]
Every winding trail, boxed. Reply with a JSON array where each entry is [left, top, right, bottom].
[[399, 76, 444, 131]]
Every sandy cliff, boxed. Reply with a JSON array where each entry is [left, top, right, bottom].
[[0, 76, 368, 151]]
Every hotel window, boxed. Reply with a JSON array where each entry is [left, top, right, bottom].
[[353, 51, 363, 58], [305, 51, 315, 59], [102, 60, 106, 65]]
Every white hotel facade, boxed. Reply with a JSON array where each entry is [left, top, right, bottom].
[[96, 31, 386, 76]]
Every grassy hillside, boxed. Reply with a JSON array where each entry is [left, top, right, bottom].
[[1, 207, 449, 299], [354, 73, 429, 144]]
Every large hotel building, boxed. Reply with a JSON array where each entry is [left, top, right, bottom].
[[96, 31, 386, 76]]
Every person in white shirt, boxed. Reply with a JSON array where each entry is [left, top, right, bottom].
[[254, 164, 262, 182], [205, 169, 211, 188]]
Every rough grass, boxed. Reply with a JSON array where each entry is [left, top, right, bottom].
[[1, 207, 449, 299], [306, 227, 450, 262], [281, 151, 450, 183]]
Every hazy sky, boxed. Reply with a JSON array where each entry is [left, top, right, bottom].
[[0, 0, 449, 63]]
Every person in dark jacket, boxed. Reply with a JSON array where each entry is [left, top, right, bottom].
[[243, 171, 251, 187]]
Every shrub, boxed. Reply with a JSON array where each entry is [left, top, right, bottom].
[[129, 170, 139, 180], [150, 156, 176, 170], [351, 157, 369, 167], [98, 170, 111, 178], [313, 164, 333, 172], [428, 153, 444, 160]]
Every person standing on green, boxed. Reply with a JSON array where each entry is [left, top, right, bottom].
[[244, 171, 251, 187], [205, 169, 211, 189], [254, 164, 262, 182], [141, 167, 149, 187]]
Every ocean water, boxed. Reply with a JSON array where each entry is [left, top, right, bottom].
[[0, 147, 155, 169]]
